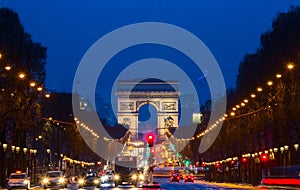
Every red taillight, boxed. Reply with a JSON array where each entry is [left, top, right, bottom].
[[191, 177, 194, 180], [177, 177, 180, 179]]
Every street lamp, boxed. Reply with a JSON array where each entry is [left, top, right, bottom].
[[32, 149, 37, 183], [18, 73, 25, 79], [267, 81, 273, 86], [11, 145, 15, 152], [45, 93, 51, 98], [280, 147, 284, 153], [30, 82, 36, 87], [287, 63, 294, 70], [46, 149, 51, 154], [46, 149, 51, 169], [16, 147, 20, 169], [2, 144, 7, 151], [4, 66, 11, 71], [23, 148, 28, 172], [16, 147, 20, 153], [1, 143, 8, 187]]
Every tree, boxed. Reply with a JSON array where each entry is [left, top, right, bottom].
[[0, 7, 47, 145], [204, 6, 300, 166]]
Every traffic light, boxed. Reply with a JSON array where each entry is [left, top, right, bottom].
[[185, 160, 190, 166], [146, 133, 154, 147], [150, 147, 155, 154], [261, 154, 268, 162], [242, 158, 247, 163]]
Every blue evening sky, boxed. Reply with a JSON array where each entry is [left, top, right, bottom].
[[1, 0, 300, 94]]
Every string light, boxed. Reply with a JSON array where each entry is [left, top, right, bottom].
[[19, 73, 25, 79]]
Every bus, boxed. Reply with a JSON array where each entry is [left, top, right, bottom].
[[114, 156, 144, 187], [261, 165, 300, 188]]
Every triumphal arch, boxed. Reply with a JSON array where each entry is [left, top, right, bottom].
[[116, 79, 179, 142]]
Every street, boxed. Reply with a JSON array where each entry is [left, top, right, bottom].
[[0, 177, 258, 190]]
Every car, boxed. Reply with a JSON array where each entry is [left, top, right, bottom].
[[78, 171, 100, 188], [42, 171, 67, 189], [7, 171, 30, 190], [170, 172, 181, 182], [100, 169, 115, 187], [184, 173, 194, 183], [104, 169, 114, 181]]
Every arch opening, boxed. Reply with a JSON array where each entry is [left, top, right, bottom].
[[138, 103, 158, 141]]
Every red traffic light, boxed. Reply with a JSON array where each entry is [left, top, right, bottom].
[[146, 133, 155, 147], [261, 154, 268, 161], [242, 158, 247, 163]]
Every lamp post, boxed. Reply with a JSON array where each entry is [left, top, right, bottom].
[[294, 144, 299, 165], [280, 147, 284, 167], [60, 154, 64, 170], [46, 149, 51, 169], [16, 147, 20, 169], [10, 145, 16, 171], [23, 148, 28, 173], [1, 144, 8, 187], [284, 145, 290, 166], [32, 149, 37, 184]]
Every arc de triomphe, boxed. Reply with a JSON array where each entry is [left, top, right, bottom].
[[115, 79, 179, 142]]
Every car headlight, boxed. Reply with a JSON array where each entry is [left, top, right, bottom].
[[58, 177, 65, 184], [43, 178, 49, 184], [139, 174, 145, 180], [24, 180, 30, 184], [78, 179, 84, 185], [94, 179, 100, 184], [132, 174, 137, 180], [114, 175, 120, 180]]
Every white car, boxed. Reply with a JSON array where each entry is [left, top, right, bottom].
[[100, 170, 115, 187], [7, 171, 30, 190], [42, 171, 67, 189], [104, 170, 114, 181]]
